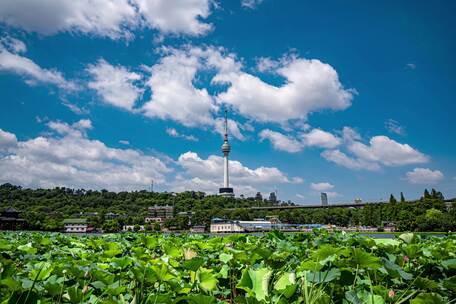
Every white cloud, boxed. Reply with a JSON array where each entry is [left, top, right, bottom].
[[405, 168, 444, 184], [301, 128, 341, 149], [347, 136, 428, 166], [214, 118, 245, 141], [385, 119, 406, 136], [0, 0, 213, 39], [259, 127, 340, 153], [0, 35, 26, 53], [216, 57, 354, 123], [172, 151, 302, 196], [321, 134, 428, 171], [141, 48, 216, 127], [119, 140, 130, 145], [135, 0, 212, 36], [166, 128, 198, 142], [256, 57, 279, 72], [321, 149, 380, 171], [87, 59, 143, 111], [241, 0, 264, 9], [0, 41, 76, 90], [0, 121, 171, 191], [0, 129, 18, 152], [310, 182, 334, 191], [259, 129, 302, 153], [341, 126, 361, 143], [405, 63, 416, 70]]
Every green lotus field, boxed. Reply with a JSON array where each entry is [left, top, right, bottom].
[[0, 231, 455, 303]]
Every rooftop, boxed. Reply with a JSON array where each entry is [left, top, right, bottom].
[[63, 218, 88, 224]]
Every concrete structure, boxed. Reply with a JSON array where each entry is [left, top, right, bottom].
[[63, 218, 89, 233], [255, 192, 263, 201], [0, 207, 27, 230], [122, 225, 145, 231], [210, 218, 273, 233], [354, 198, 362, 204], [268, 192, 277, 204], [321, 192, 328, 206], [147, 205, 173, 219], [190, 225, 206, 233], [219, 110, 234, 197]]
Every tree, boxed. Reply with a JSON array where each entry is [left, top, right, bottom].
[[400, 192, 405, 203], [424, 189, 431, 199], [389, 194, 397, 204]]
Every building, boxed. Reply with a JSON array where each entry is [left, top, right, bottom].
[[146, 205, 174, 223], [354, 198, 362, 204], [210, 218, 273, 233], [0, 207, 27, 230], [255, 192, 263, 201], [321, 192, 328, 206], [190, 225, 206, 233], [123, 225, 145, 232], [268, 192, 277, 204], [63, 218, 89, 233], [219, 110, 234, 197]]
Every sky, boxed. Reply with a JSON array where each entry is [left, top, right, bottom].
[[0, 0, 455, 204]]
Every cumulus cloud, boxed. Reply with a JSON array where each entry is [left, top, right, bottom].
[[322, 133, 428, 170], [347, 136, 428, 166], [259, 128, 341, 153], [141, 48, 216, 127], [259, 129, 302, 153], [301, 128, 341, 149], [0, 129, 18, 152], [0, 39, 76, 90], [216, 57, 354, 123], [0, 0, 213, 39], [310, 182, 334, 191], [139, 46, 353, 132], [87, 59, 143, 111], [405, 168, 444, 184], [166, 128, 198, 142], [135, 0, 212, 36], [0, 120, 171, 191], [214, 118, 245, 141], [172, 151, 302, 196], [321, 149, 381, 171]]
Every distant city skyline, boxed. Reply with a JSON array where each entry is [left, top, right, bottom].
[[0, 1, 455, 204]]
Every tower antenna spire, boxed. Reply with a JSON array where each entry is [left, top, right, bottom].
[[224, 108, 228, 140]]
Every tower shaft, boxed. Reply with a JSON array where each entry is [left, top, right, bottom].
[[224, 153, 229, 188]]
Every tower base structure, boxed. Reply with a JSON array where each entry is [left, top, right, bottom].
[[219, 187, 234, 197]]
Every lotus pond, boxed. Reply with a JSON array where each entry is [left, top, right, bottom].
[[0, 231, 455, 303]]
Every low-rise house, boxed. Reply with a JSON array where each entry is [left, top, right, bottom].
[[190, 225, 206, 233], [122, 225, 145, 232], [63, 218, 89, 233], [210, 218, 274, 233], [0, 207, 27, 230]]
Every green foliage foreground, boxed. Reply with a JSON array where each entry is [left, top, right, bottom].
[[1, 231, 456, 303]]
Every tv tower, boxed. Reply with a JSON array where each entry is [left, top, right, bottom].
[[219, 109, 234, 197]]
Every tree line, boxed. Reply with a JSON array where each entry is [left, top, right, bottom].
[[0, 183, 454, 232]]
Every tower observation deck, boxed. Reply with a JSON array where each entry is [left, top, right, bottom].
[[219, 110, 234, 197]]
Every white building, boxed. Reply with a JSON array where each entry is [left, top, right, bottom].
[[63, 218, 89, 233], [210, 218, 273, 233]]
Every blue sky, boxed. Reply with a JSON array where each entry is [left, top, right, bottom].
[[0, 0, 455, 203]]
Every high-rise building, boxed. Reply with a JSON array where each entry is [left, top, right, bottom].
[[268, 192, 277, 204], [219, 110, 234, 197], [255, 192, 263, 201], [321, 192, 328, 206]]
